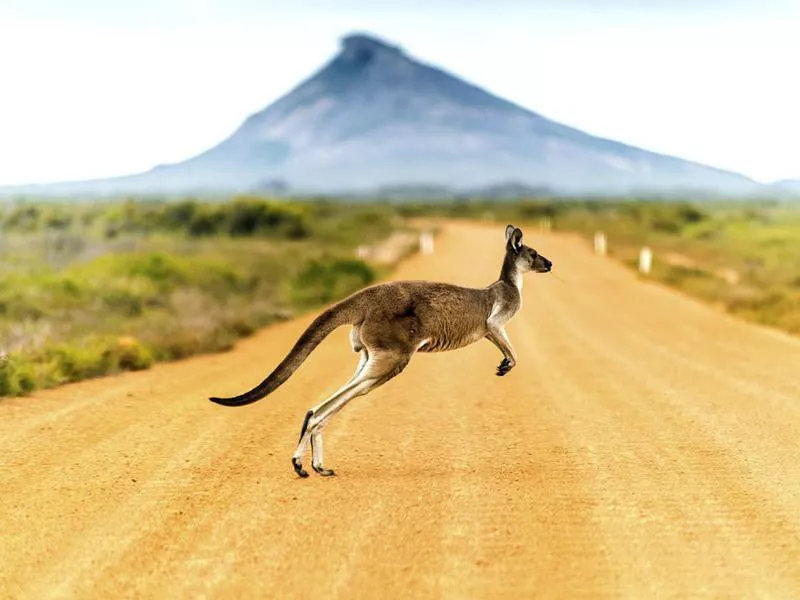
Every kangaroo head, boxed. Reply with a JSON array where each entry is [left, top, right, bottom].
[[505, 225, 552, 274]]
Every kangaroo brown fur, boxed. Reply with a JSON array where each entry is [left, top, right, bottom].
[[209, 224, 552, 477]]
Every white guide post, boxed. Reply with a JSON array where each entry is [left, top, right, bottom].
[[639, 246, 653, 275], [594, 231, 607, 256], [420, 232, 434, 255]]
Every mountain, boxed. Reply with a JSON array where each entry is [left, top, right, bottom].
[[775, 179, 800, 191], [763, 179, 800, 199], [2, 33, 761, 197]]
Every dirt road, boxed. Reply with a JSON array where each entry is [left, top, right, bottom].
[[2, 222, 800, 599]]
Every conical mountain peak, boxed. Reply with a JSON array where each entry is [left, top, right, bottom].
[[340, 33, 404, 62], [1, 31, 757, 196]]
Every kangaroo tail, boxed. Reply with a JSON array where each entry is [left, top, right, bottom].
[[209, 298, 360, 407]]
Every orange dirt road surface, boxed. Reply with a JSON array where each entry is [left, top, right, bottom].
[[2, 222, 800, 599]]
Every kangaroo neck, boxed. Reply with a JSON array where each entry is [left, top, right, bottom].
[[499, 254, 523, 293]]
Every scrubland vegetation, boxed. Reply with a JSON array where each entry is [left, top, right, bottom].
[[0, 197, 401, 396], [2, 193, 797, 398]]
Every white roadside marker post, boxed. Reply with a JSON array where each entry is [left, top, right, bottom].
[[420, 232, 434, 255], [639, 246, 652, 275], [594, 231, 607, 256]]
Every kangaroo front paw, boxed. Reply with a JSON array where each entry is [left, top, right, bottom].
[[496, 358, 515, 376], [292, 457, 309, 478]]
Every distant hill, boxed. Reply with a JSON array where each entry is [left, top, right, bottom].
[[1, 33, 763, 198], [775, 179, 800, 191]]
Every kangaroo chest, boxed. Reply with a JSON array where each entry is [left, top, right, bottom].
[[488, 292, 521, 328]]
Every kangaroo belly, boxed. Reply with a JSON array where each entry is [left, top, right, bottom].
[[418, 329, 485, 353]]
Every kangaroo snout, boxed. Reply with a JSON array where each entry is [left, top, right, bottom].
[[535, 255, 553, 273]]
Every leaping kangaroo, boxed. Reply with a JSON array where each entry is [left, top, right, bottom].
[[209, 224, 552, 478]]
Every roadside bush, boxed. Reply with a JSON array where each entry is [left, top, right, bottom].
[[0, 354, 37, 396], [289, 258, 376, 308], [3, 206, 41, 232], [158, 199, 200, 230], [101, 286, 148, 317], [118, 253, 189, 288], [152, 325, 237, 361], [113, 337, 154, 371], [226, 197, 309, 238], [516, 201, 557, 219], [649, 204, 708, 234], [726, 289, 800, 330], [187, 206, 225, 237], [45, 341, 118, 383], [37, 336, 154, 386]]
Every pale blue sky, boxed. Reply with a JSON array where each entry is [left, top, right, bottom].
[[0, 0, 798, 185]]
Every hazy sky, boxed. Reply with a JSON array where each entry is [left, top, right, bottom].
[[0, 0, 798, 185]]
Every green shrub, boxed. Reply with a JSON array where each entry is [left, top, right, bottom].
[[119, 253, 188, 288], [0, 354, 37, 397], [46, 341, 118, 383], [517, 201, 557, 219], [154, 327, 237, 361], [159, 199, 200, 230], [101, 287, 147, 317], [226, 197, 309, 238], [113, 337, 154, 371], [289, 258, 376, 308], [188, 206, 224, 237], [39, 336, 155, 384], [4, 206, 41, 232], [726, 289, 800, 329]]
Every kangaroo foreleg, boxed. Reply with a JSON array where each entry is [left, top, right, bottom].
[[486, 326, 517, 376]]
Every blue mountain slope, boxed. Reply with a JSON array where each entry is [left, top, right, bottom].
[[2, 33, 758, 196]]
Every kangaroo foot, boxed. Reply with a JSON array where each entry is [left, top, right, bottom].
[[312, 465, 336, 477], [292, 457, 309, 478]]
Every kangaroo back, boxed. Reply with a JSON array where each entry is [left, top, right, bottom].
[[209, 298, 359, 407]]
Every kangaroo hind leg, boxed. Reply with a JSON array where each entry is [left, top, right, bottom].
[[292, 325, 367, 476], [292, 373, 364, 478], [293, 349, 411, 478]]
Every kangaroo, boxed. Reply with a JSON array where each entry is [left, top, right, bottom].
[[209, 224, 552, 477]]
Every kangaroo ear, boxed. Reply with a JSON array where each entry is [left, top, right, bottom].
[[507, 226, 523, 251]]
